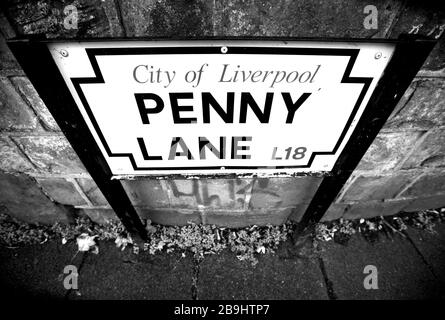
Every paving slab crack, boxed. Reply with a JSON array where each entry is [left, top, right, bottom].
[[404, 231, 441, 282], [317, 257, 338, 300], [191, 257, 201, 300]]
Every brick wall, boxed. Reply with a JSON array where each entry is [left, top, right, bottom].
[[0, 0, 444, 226]]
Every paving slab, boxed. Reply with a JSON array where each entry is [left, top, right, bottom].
[[319, 234, 445, 299], [405, 224, 445, 283], [198, 249, 328, 300], [71, 241, 194, 300], [0, 241, 78, 299]]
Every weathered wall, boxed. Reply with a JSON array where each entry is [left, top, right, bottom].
[[0, 0, 444, 226]]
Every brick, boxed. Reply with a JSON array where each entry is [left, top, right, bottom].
[[36, 177, 86, 206], [356, 131, 424, 172], [12, 135, 86, 174], [119, 0, 214, 37], [388, 2, 445, 72], [77, 178, 108, 206], [134, 208, 201, 226], [250, 176, 322, 209], [0, 173, 73, 224], [199, 250, 327, 299], [401, 129, 445, 169], [0, 136, 33, 172], [215, 0, 400, 37], [342, 200, 411, 220], [11, 77, 60, 131], [386, 79, 445, 130], [403, 194, 445, 213], [0, 77, 38, 131], [205, 208, 293, 227], [3, 0, 114, 38], [341, 172, 416, 202], [120, 179, 169, 207], [80, 208, 118, 225], [399, 171, 445, 198]]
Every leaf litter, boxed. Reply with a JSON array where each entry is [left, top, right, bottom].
[[0, 207, 444, 265]]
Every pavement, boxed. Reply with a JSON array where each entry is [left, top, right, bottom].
[[0, 224, 444, 300]]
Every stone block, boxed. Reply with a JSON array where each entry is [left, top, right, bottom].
[[0, 77, 37, 131], [10, 77, 60, 131], [134, 208, 201, 226], [341, 172, 416, 202], [385, 79, 445, 130], [80, 208, 118, 225], [288, 203, 310, 222], [200, 179, 248, 209], [0, 136, 33, 172], [205, 208, 293, 228], [120, 179, 169, 207], [388, 2, 445, 72], [399, 171, 445, 198], [166, 178, 253, 209], [401, 129, 445, 169], [342, 200, 411, 220], [119, 0, 214, 37], [320, 203, 350, 222], [403, 194, 445, 212], [3, 0, 114, 38], [12, 135, 86, 174], [0, 172, 73, 224], [77, 177, 108, 206], [250, 176, 322, 209], [215, 0, 401, 38], [36, 177, 86, 206], [356, 131, 423, 172]]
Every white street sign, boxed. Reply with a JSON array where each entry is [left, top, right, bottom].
[[49, 40, 394, 177]]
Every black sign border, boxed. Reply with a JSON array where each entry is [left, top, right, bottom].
[[72, 46, 371, 171]]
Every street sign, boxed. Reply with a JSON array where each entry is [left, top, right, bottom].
[[49, 41, 395, 177]]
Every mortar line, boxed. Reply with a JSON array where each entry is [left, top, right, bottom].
[[113, 0, 128, 37], [69, 177, 94, 207], [7, 135, 39, 171], [393, 129, 431, 171], [212, 0, 217, 36], [7, 75, 47, 129], [383, 0, 406, 38], [245, 178, 255, 210], [387, 80, 418, 121], [335, 174, 360, 203], [393, 172, 426, 199]]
